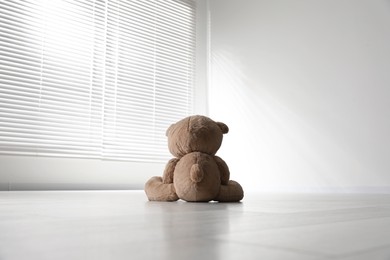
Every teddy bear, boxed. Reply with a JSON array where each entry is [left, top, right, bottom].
[[144, 115, 244, 202]]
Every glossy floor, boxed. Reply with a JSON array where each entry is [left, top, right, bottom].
[[1, 191, 390, 260]]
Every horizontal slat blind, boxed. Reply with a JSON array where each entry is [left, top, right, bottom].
[[0, 0, 195, 162]]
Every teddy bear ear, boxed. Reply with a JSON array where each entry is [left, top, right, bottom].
[[216, 122, 229, 134]]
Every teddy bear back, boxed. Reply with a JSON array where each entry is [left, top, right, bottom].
[[166, 115, 229, 157]]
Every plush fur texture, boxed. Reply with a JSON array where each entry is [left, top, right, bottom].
[[144, 115, 244, 202]]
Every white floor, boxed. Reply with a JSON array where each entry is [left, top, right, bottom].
[[1, 191, 390, 260]]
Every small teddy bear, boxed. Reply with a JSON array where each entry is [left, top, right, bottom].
[[144, 115, 244, 202]]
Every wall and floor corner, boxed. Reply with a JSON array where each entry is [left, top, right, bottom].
[[207, 0, 390, 193]]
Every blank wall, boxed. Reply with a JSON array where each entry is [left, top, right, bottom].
[[208, 0, 390, 192]]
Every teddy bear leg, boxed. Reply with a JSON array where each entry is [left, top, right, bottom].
[[144, 176, 179, 201], [215, 180, 244, 202]]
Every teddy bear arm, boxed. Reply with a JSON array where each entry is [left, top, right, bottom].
[[162, 158, 179, 184], [214, 156, 230, 185]]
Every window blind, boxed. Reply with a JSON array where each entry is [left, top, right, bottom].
[[0, 0, 196, 162]]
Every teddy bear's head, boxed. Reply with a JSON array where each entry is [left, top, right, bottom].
[[166, 115, 229, 157]]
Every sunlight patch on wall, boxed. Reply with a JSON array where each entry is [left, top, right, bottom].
[[209, 50, 373, 192]]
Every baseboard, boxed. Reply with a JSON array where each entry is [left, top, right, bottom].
[[253, 186, 390, 194], [2, 183, 390, 193], [0, 182, 143, 191]]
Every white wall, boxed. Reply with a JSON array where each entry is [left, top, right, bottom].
[[208, 0, 390, 192], [3, 0, 390, 192], [0, 155, 168, 190]]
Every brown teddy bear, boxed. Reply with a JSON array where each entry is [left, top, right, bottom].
[[144, 115, 244, 202]]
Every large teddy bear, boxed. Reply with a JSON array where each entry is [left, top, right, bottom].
[[145, 115, 244, 202]]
